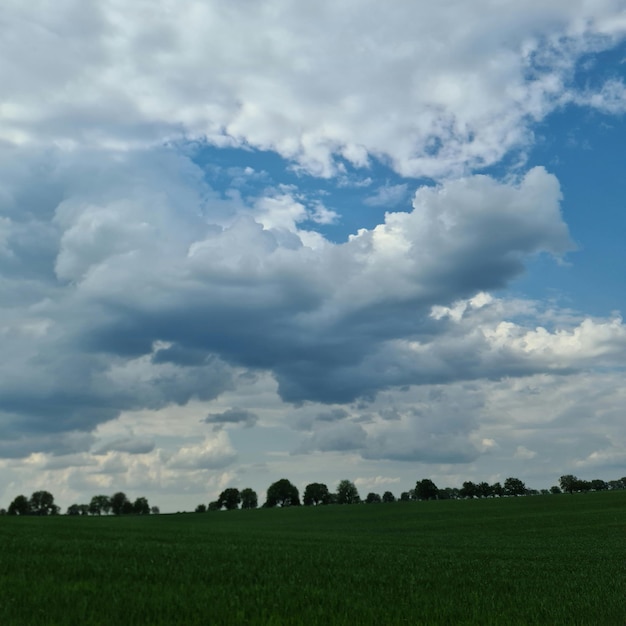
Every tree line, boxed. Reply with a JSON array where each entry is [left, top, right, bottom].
[[194, 474, 626, 512], [3, 473, 624, 516], [0, 491, 159, 516]]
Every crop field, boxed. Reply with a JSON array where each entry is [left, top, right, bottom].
[[0, 491, 624, 625]]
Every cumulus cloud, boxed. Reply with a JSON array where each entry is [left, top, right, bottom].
[[1, 1, 625, 176], [3, 142, 625, 461], [166, 432, 237, 470]]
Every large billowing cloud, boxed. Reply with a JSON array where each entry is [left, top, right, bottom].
[[2, 0, 625, 176]]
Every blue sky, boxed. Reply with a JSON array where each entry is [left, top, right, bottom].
[[1, 1, 626, 512]]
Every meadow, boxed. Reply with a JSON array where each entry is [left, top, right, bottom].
[[0, 491, 624, 625]]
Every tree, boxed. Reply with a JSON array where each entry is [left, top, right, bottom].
[[29, 491, 59, 516], [133, 497, 150, 515], [504, 477, 526, 497], [89, 495, 112, 516], [399, 491, 412, 502], [265, 479, 300, 507], [195, 504, 207, 513], [207, 501, 221, 511], [460, 481, 477, 499], [382, 491, 396, 503], [415, 479, 439, 501], [110, 492, 130, 515], [303, 483, 330, 506], [365, 492, 382, 504], [491, 482, 504, 497], [550, 485, 562, 494], [8, 495, 30, 516], [151, 506, 160, 515], [559, 475, 578, 494], [218, 488, 241, 510], [476, 482, 493, 498], [590, 479, 608, 491], [240, 488, 258, 509], [336, 479, 360, 505]]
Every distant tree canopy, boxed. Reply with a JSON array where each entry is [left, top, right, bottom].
[[336, 480, 360, 505], [303, 483, 330, 506], [382, 491, 396, 503], [415, 479, 439, 501], [265, 479, 300, 507], [504, 477, 527, 497], [240, 488, 258, 509], [218, 488, 241, 511], [8, 495, 30, 516], [5, 472, 626, 518]]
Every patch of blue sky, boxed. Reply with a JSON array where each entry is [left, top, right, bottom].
[[190, 142, 425, 242]]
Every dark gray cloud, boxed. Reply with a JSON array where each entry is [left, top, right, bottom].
[[1, 144, 624, 463], [204, 408, 259, 429]]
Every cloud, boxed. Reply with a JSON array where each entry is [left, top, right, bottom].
[[4, 144, 624, 460], [93, 437, 155, 455], [166, 432, 237, 470], [1, 1, 625, 177], [364, 183, 409, 208], [204, 408, 259, 429]]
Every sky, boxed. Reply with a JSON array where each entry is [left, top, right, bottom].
[[1, 0, 626, 513]]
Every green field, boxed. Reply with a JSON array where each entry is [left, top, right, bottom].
[[1, 492, 624, 625]]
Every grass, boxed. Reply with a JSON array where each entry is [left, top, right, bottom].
[[1, 491, 625, 625]]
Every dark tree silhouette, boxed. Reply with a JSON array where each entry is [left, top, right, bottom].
[[336, 479, 360, 504], [504, 477, 526, 497], [218, 488, 241, 510], [29, 491, 59, 516], [240, 488, 258, 509], [382, 491, 396, 503], [8, 495, 30, 516], [415, 479, 439, 501], [265, 479, 300, 507], [303, 483, 330, 506]]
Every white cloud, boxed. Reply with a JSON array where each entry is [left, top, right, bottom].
[[1, 1, 625, 176]]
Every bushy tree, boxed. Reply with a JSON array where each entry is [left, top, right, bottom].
[[399, 491, 412, 502], [336, 479, 360, 505], [303, 483, 330, 506], [382, 491, 396, 503], [504, 477, 526, 497], [89, 495, 112, 516], [415, 479, 439, 501], [217, 488, 241, 510], [559, 475, 578, 494], [8, 495, 30, 516], [29, 491, 59, 516], [240, 488, 258, 509], [133, 497, 150, 515], [110, 492, 130, 515], [365, 492, 381, 504], [208, 501, 221, 511], [476, 482, 492, 498], [491, 482, 504, 497], [550, 485, 562, 494], [265, 479, 300, 507], [460, 481, 477, 499], [151, 506, 160, 515], [195, 504, 207, 513]]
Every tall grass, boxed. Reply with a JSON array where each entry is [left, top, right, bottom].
[[1, 491, 624, 625]]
